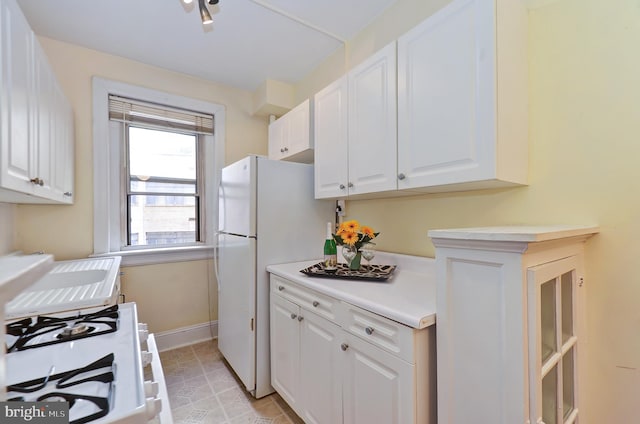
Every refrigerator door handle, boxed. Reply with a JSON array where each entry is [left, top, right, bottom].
[[214, 231, 221, 291]]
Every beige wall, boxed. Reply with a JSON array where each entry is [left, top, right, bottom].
[[0, 203, 16, 255], [294, 0, 639, 421], [14, 38, 268, 333]]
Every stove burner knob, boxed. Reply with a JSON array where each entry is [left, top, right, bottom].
[[145, 397, 162, 419], [141, 350, 153, 367], [144, 380, 159, 397], [138, 328, 149, 343]]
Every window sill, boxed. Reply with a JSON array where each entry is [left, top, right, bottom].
[[91, 245, 216, 267]]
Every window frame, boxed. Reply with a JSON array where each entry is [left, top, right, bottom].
[[92, 77, 225, 266]]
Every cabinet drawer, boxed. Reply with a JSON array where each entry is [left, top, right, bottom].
[[339, 302, 415, 363], [270, 276, 338, 323]]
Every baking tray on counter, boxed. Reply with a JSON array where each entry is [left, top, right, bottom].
[[300, 262, 397, 282]]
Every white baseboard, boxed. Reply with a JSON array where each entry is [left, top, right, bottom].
[[154, 320, 218, 352]]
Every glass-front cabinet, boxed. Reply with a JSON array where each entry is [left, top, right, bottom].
[[429, 226, 597, 424], [528, 256, 581, 424]]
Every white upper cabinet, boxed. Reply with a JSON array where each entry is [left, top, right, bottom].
[[347, 42, 397, 196], [314, 42, 397, 199], [0, 0, 74, 204], [268, 99, 313, 163], [0, 0, 35, 195], [314, 76, 349, 198], [397, 0, 528, 192], [314, 0, 527, 199]]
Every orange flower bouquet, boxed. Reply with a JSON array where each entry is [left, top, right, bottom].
[[333, 220, 379, 270]]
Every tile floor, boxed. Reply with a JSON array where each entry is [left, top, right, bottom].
[[156, 340, 304, 424]]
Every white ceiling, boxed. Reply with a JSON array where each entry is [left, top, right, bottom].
[[16, 0, 398, 91]]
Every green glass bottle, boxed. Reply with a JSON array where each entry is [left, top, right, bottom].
[[323, 222, 337, 271]]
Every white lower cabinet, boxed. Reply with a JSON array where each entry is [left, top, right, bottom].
[[342, 332, 413, 424], [271, 294, 342, 424], [270, 275, 436, 424], [429, 226, 598, 424]]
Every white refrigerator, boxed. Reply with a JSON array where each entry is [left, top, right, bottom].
[[217, 155, 335, 398]]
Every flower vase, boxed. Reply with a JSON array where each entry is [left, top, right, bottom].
[[349, 251, 362, 271]]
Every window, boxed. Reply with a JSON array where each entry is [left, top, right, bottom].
[[92, 78, 225, 266], [126, 126, 199, 247]]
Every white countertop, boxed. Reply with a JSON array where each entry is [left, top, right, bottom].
[[267, 252, 436, 329], [428, 225, 599, 242]]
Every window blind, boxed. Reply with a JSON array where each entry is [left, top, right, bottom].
[[108, 95, 214, 135]]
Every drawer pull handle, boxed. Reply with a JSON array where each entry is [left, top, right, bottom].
[[297, 316, 304, 322], [312, 301, 319, 307], [290, 313, 297, 319], [278, 286, 285, 291], [365, 327, 375, 335], [340, 343, 349, 351]]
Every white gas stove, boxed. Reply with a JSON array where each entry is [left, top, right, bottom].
[[4, 303, 172, 424]]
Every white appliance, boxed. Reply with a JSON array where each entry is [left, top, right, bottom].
[[1, 256, 171, 424], [217, 155, 335, 398], [5, 303, 170, 424]]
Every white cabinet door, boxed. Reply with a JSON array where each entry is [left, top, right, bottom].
[[0, 0, 35, 194], [299, 310, 343, 424], [268, 115, 286, 160], [286, 99, 311, 159], [397, 0, 527, 191], [270, 294, 301, 410], [314, 76, 349, 198], [32, 41, 55, 200], [348, 42, 398, 196], [57, 83, 74, 203], [342, 332, 414, 424], [528, 256, 582, 424]]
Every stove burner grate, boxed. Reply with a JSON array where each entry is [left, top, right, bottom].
[[6, 305, 119, 353], [7, 353, 115, 424]]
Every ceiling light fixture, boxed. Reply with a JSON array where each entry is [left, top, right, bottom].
[[198, 0, 213, 25]]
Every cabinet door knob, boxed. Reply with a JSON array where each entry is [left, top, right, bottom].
[[365, 327, 375, 335], [278, 286, 285, 291], [339, 184, 346, 190], [297, 316, 304, 322], [290, 313, 297, 319], [312, 301, 319, 307], [348, 182, 354, 188], [280, 148, 285, 153], [63, 192, 73, 197], [30, 177, 43, 186], [283, 147, 289, 152], [340, 343, 349, 351], [398, 173, 406, 180]]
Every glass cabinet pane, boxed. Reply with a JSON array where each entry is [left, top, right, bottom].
[[542, 365, 558, 424], [563, 347, 576, 421], [541, 279, 557, 363], [561, 272, 574, 344]]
